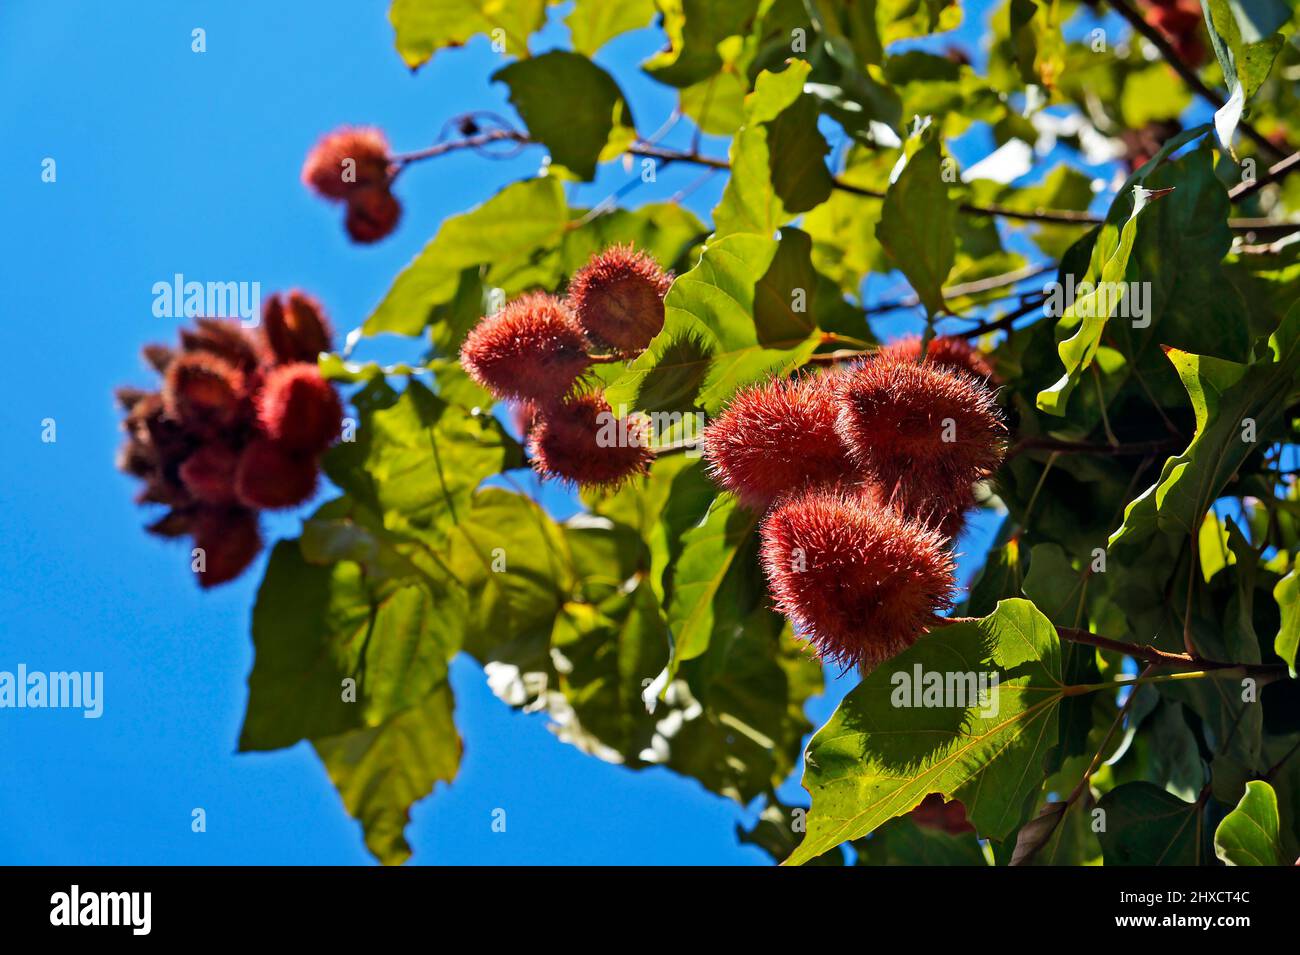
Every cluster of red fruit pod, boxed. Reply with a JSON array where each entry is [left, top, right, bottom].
[[302, 127, 402, 244], [115, 293, 344, 587], [703, 335, 1006, 671], [459, 246, 673, 488]]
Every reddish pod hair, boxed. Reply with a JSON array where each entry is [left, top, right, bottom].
[[233, 438, 319, 510], [302, 127, 392, 201], [256, 362, 343, 454], [566, 245, 672, 354], [910, 794, 975, 835], [178, 443, 240, 505], [180, 318, 262, 372], [345, 186, 402, 244], [192, 507, 262, 588], [460, 293, 592, 403], [531, 393, 654, 490], [760, 485, 955, 670], [835, 354, 1007, 514], [703, 372, 856, 511], [878, 334, 995, 382], [262, 291, 333, 365], [162, 352, 249, 432]]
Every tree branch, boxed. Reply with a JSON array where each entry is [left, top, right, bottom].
[[1229, 150, 1300, 203]]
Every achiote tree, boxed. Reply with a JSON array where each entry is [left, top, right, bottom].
[[117, 0, 1300, 866]]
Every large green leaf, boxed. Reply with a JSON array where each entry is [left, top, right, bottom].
[[315, 684, 461, 865], [1201, 0, 1287, 152], [239, 541, 462, 752], [875, 121, 956, 316], [664, 495, 765, 672], [364, 178, 569, 337], [1096, 782, 1204, 865], [787, 599, 1063, 865], [1110, 298, 1300, 552], [642, 0, 762, 88], [1274, 568, 1300, 676], [388, 0, 545, 69], [1214, 779, 1282, 865], [494, 52, 635, 181], [714, 61, 833, 238], [604, 230, 823, 416], [566, 0, 656, 55]]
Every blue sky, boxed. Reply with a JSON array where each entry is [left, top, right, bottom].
[[0, 0, 1115, 864]]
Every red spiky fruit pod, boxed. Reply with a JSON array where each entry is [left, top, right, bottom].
[[301, 127, 392, 201], [509, 401, 539, 443], [344, 186, 402, 244], [460, 293, 592, 403], [256, 363, 343, 454], [178, 443, 240, 504], [835, 354, 1007, 514], [162, 352, 249, 433], [759, 485, 955, 670], [262, 291, 333, 365], [531, 393, 654, 490], [703, 372, 855, 511], [910, 794, 975, 834], [877, 334, 996, 381], [233, 438, 319, 510], [141, 343, 175, 374], [179, 318, 261, 372], [191, 507, 262, 588], [566, 245, 673, 354]]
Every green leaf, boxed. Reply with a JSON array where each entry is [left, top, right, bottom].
[[364, 178, 569, 337], [315, 684, 461, 865], [1274, 568, 1300, 676], [1096, 782, 1204, 865], [714, 61, 833, 239], [642, 0, 762, 88], [875, 121, 957, 316], [388, 0, 546, 69], [494, 52, 635, 181], [326, 381, 520, 545], [1214, 779, 1282, 865], [604, 230, 823, 416], [1035, 184, 1167, 416], [665, 495, 764, 672], [1110, 298, 1300, 553], [787, 599, 1063, 865], [566, 0, 656, 55], [1201, 0, 1287, 153], [239, 541, 462, 751]]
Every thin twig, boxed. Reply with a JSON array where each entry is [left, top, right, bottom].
[[1229, 150, 1300, 202]]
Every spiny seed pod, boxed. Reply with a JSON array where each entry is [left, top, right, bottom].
[[192, 507, 262, 588], [878, 334, 995, 381], [566, 245, 672, 354], [344, 186, 402, 244], [703, 372, 854, 511], [835, 354, 1006, 513], [142, 344, 175, 374], [256, 363, 343, 454], [262, 291, 333, 365], [910, 794, 975, 834], [460, 292, 592, 403], [234, 438, 319, 510], [163, 353, 248, 432], [302, 127, 392, 201], [146, 509, 194, 539], [178, 443, 240, 504], [180, 318, 261, 372], [531, 393, 654, 490], [760, 486, 954, 670]]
